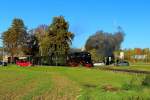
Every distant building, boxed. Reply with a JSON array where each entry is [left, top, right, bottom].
[[120, 52, 124, 60], [132, 55, 147, 60]]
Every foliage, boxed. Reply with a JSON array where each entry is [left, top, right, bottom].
[[142, 75, 150, 87], [35, 24, 48, 42], [2, 18, 27, 59], [24, 30, 39, 56], [25, 25, 49, 57], [47, 16, 74, 55], [122, 74, 150, 92], [89, 49, 103, 62], [37, 16, 74, 65], [122, 75, 143, 91], [2, 17, 74, 65], [123, 48, 150, 63]]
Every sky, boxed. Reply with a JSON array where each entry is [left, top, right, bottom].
[[0, 0, 150, 49]]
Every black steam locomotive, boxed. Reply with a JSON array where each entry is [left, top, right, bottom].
[[67, 52, 93, 67]]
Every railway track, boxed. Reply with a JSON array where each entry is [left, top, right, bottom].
[[97, 67, 150, 74]]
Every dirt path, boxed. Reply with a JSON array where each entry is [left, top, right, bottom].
[[33, 73, 81, 100]]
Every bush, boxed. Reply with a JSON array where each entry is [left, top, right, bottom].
[[122, 75, 143, 90], [142, 75, 150, 87]]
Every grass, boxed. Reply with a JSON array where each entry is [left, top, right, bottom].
[[0, 65, 150, 100]]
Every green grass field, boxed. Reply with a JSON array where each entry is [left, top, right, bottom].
[[0, 65, 150, 100]]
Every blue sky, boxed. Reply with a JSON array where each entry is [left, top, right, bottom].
[[0, 0, 150, 49]]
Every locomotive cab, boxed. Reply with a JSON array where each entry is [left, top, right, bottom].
[[67, 52, 93, 67]]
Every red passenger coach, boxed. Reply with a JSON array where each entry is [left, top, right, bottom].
[[16, 61, 32, 67], [16, 57, 32, 67]]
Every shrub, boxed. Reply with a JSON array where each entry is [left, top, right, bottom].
[[142, 75, 150, 87], [122, 75, 143, 90]]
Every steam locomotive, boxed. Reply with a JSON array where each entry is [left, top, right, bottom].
[[14, 51, 93, 67], [67, 52, 93, 67]]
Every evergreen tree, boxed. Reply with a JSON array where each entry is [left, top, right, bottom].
[[38, 16, 74, 65], [2, 18, 27, 62]]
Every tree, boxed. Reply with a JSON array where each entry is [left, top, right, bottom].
[[35, 25, 48, 42], [2, 18, 27, 63], [34, 25, 48, 56], [85, 28, 124, 61], [24, 29, 39, 56], [47, 16, 74, 65], [35, 16, 74, 65], [143, 48, 149, 63], [48, 16, 74, 53], [89, 49, 103, 62]]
